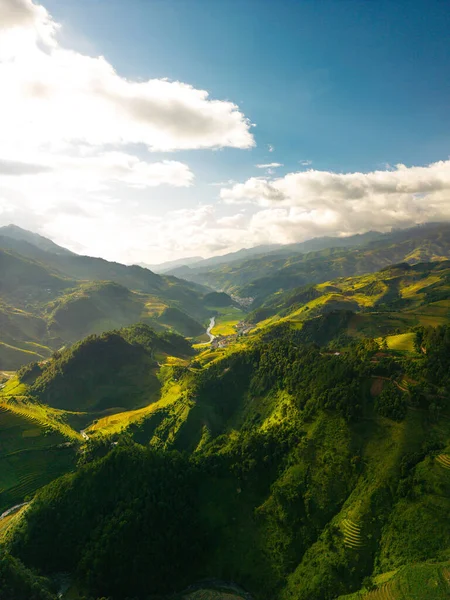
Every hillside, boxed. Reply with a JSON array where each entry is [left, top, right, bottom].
[[21, 324, 193, 412], [0, 226, 207, 301], [0, 323, 194, 513], [168, 230, 385, 279], [1, 228, 450, 600], [0, 225, 75, 256], [1, 321, 450, 600], [248, 259, 450, 335], [0, 231, 213, 369], [172, 223, 450, 302]]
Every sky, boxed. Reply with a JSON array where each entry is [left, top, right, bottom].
[[0, 0, 449, 265]]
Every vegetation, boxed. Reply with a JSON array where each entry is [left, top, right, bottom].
[[0, 550, 56, 600], [172, 223, 450, 300], [0, 319, 448, 598], [0, 232, 211, 370], [26, 324, 192, 412], [2, 224, 450, 600]]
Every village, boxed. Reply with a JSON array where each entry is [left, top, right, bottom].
[[210, 320, 254, 349]]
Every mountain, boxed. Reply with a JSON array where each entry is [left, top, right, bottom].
[[0, 224, 74, 256], [248, 259, 450, 331], [166, 231, 385, 279], [26, 323, 193, 412], [0, 226, 209, 302], [1, 314, 450, 600], [138, 255, 204, 273], [2, 228, 450, 600], [168, 243, 286, 277], [0, 229, 213, 369], [171, 223, 450, 303]]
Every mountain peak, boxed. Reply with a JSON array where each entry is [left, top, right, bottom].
[[0, 224, 75, 256]]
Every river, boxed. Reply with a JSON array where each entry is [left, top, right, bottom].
[[206, 316, 216, 343]]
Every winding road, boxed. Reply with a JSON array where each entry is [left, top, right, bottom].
[[0, 502, 28, 520]]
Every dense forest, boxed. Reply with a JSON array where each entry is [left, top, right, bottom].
[[2, 322, 450, 600]]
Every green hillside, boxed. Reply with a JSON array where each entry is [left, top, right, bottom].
[[0, 405, 77, 514], [0, 236, 211, 369], [23, 324, 193, 412], [1, 226, 450, 600], [175, 223, 450, 302], [1, 317, 449, 600], [0, 324, 194, 512], [248, 260, 450, 341]]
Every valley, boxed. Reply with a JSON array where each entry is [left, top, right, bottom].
[[1, 224, 450, 600]]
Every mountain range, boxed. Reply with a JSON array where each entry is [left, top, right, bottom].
[[1, 222, 450, 600], [168, 223, 450, 301], [3, 222, 450, 371], [0, 224, 217, 369]]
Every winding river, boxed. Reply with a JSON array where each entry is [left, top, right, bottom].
[[206, 316, 216, 343]]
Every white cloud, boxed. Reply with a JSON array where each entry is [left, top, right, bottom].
[[220, 160, 450, 240], [0, 0, 255, 262], [0, 0, 254, 153], [5, 157, 450, 264], [2, 2, 449, 266], [256, 163, 283, 169]]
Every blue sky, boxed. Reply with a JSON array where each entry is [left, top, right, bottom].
[[1, 0, 450, 263], [44, 0, 450, 172]]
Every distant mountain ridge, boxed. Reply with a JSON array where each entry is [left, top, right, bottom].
[[137, 255, 204, 273], [0, 224, 75, 256], [0, 228, 213, 369], [169, 222, 450, 302]]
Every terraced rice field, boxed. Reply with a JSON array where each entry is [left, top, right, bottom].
[[364, 582, 397, 599], [0, 397, 82, 441], [86, 383, 182, 436], [383, 333, 415, 352], [436, 454, 450, 470], [0, 406, 76, 512], [341, 518, 362, 548], [211, 307, 245, 337]]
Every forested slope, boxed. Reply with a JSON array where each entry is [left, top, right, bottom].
[[2, 322, 450, 600]]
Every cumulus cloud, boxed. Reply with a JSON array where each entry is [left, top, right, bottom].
[[0, 0, 254, 261], [220, 160, 450, 240], [5, 156, 450, 264], [0, 0, 57, 50], [0, 0, 254, 153]]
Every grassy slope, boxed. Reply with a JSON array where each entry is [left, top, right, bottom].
[[211, 306, 245, 336], [249, 261, 450, 342], [338, 561, 450, 599], [0, 324, 198, 512]]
